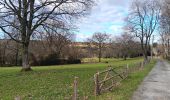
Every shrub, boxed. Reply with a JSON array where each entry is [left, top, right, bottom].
[[30, 54, 81, 66], [67, 59, 81, 64]]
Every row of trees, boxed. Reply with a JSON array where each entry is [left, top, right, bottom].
[[0, 33, 78, 66], [0, 31, 143, 66], [1, 0, 170, 70], [0, 0, 94, 71], [126, 0, 170, 60], [159, 0, 170, 58], [125, 0, 161, 61], [87, 0, 169, 62], [86, 32, 143, 62]]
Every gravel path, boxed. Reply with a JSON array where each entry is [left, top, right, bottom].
[[132, 60, 170, 100]]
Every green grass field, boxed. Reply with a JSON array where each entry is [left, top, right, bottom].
[[0, 58, 156, 100]]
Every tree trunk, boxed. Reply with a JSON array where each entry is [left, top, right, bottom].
[[99, 57, 101, 62], [99, 51, 101, 62], [99, 45, 101, 62], [21, 44, 32, 71], [143, 52, 148, 62], [123, 55, 127, 60], [15, 43, 19, 66], [15, 50, 18, 66]]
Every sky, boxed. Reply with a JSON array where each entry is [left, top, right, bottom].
[[75, 0, 131, 41]]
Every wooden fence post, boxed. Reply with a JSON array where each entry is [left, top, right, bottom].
[[94, 72, 100, 96], [73, 77, 78, 100]]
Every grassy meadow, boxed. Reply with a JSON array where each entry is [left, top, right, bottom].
[[0, 58, 156, 100]]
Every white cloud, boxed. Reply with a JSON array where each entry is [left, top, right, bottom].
[[109, 25, 123, 34], [76, 0, 131, 41]]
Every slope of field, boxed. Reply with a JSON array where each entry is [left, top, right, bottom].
[[0, 58, 148, 99]]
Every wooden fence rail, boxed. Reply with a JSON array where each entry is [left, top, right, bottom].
[[70, 59, 150, 99], [94, 67, 128, 96], [94, 60, 149, 96]]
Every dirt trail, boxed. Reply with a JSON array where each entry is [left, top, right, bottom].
[[132, 60, 170, 100]]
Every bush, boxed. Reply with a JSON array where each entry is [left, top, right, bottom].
[[67, 59, 81, 64], [30, 54, 81, 66]]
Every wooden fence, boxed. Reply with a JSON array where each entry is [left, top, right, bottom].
[[94, 60, 149, 96], [71, 59, 150, 99], [94, 66, 128, 95]]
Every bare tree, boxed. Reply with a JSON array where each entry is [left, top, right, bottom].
[[126, 0, 161, 61], [87, 32, 110, 62], [42, 21, 74, 57], [159, 0, 170, 58], [159, 31, 170, 58], [115, 33, 134, 60], [0, 0, 94, 71]]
